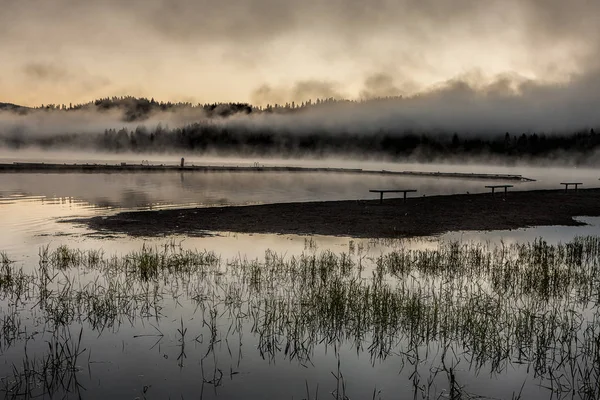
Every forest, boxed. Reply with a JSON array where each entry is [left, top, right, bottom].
[[1, 96, 600, 164]]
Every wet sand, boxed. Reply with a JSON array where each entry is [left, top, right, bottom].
[[70, 188, 600, 238]]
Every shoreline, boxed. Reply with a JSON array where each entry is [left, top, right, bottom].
[[0, 162, 531, 181], [71, 188, 600, 238]]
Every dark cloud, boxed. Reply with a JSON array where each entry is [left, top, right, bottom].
[[21, 62, 111, 92], [22, 63, 70, 81], [4, 0, 598, 50], [1, 0, 599, 106], [124, 0, 496, 43], [139, 0, 298, 43], [14, 62, 112, 106], [110, 0, 600, 61]]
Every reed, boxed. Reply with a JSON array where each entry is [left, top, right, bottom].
[[1, 237, 600, 399]]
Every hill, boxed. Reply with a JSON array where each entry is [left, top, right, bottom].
[[0, 102, 27, 111]]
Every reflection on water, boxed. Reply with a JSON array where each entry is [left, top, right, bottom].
[[1, 155, 598, 211], [3, 194, 600, 258], [1, 237, 599, 399], [1, 158, 600, 399], [0, 194, 442, 262], [444, 216, 600, 244], [0, 171, 531, 210]]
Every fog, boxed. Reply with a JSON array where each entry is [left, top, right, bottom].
[[0, 107, 206, 137], [1, 69, 600, 142], [236, 71, 600, 134]]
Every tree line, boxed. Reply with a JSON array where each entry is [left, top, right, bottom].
[[2, 96, 600, 164], [11, 95, 404, 121], [5, 122, 600, 165]]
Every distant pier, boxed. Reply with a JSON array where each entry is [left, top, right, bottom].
[[0, 162, 534, 181]]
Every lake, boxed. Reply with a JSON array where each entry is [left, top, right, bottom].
[[0, 155, 599, 399]]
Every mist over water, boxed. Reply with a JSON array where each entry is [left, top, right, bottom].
[[2, 149, 599, 212]]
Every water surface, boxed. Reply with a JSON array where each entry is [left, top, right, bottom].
[[1, 156, 600, 399]]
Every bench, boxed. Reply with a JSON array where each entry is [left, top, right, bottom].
[[560, 182, 582, 193], [369, 189, 417, 204], [485, 185, 513, 197]]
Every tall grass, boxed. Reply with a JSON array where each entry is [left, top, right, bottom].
[[1, 237, 600, 398]]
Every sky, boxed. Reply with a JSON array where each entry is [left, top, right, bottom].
[[1, 0, 599, 107]]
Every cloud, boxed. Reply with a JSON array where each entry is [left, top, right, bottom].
[[22, 63, 69, 81], [359, 73, 406, 99], [2, 68, 600, 164], [0, 0, 599, 106], [10, 62, 111, 106], [251, 81, 345, 106], [240, 68, 600, 135]]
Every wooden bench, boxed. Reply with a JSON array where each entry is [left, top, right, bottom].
[[369, 189, 417, 203], [485, 185, 513, 197], [560, 182, 582, 193]]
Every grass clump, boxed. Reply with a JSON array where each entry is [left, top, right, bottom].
[[1, 236, 600, 399]]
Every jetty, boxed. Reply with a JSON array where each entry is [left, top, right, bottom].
[[0, 162, 534, 181]]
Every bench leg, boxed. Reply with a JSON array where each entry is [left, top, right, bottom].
[[380, 192, 383, 204], [491, 188, 495, 196], [504, 187, 508, 197], [404, 192, 407, 203], [564, 185, 568, 193], [575, 184, 578, 193]]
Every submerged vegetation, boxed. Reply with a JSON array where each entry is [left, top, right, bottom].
[[0, 238, 599, 398]]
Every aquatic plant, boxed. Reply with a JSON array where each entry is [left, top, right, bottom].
[[1, 237, 600, 398]]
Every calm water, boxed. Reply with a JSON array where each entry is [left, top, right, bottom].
[[1, 157, 599, 399], [2, 151, 599, 209], [0, 170, 526, 210]]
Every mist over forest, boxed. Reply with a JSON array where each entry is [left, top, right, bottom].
[[3, 69, 600, 165]]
